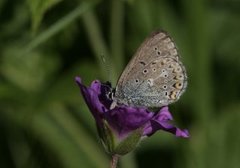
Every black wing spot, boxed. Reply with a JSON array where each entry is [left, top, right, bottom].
[[139, 61, 146, 66], [143, 69, 148, 74]]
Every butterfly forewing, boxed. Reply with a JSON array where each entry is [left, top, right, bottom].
[[114, 30, 187, 108]]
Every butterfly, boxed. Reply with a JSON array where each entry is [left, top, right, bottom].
[[112, 30, 187, 108]]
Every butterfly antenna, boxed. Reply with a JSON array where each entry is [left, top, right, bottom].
[[100, 54, 112, 83]]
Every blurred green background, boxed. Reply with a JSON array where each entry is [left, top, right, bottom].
[[0, 0, 240, 168]]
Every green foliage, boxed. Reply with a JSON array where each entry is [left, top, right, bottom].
[[0, 0, 240, 168], [114, 128, 142, 155], [1, 45, 59, 91], [27, 0, 62, 33]]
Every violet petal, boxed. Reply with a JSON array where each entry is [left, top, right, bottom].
[[143, 107, 189, 138], [105, 106, 154, 138], [75, 77, 106, 125]]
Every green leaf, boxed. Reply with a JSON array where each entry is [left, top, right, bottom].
[[27, 0, 62, 32], [114, 128, 143, 155], [98, 120, 115, 154], [1, 44, 60, 92], [24, 1, 96, 53], [186, 104, 240, 168], [49, 104, 109, 167]]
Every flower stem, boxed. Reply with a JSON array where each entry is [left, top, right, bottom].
[[110, 155, 119, 168]]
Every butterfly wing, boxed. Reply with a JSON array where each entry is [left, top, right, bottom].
[[114, 30, 187, 107]]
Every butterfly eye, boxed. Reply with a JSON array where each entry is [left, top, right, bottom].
[[135, 79, 139, 83], [107, 92, 113, 99], [154, 47, 158, 51], [157, 51, 161, 55]]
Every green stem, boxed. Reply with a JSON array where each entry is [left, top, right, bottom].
[[110, 0, 125, 84], [24, 2, 95, 54], [121, 152, 137, 168], [82, 9, 114, 81], [181, 0, 213, 125], [110, 155, 119, 168]]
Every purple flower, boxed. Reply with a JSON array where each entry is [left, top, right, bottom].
[[75, 76, 189, 155]]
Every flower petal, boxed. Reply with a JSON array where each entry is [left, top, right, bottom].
[[150, 119, 189, 138], [105, 106, 154, 138], [143, 107, 189, 138], [75, 77, 189, 140], [75, 77, 106, 125]]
